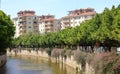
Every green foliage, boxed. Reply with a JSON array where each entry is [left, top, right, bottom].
[[0, 10, 15, 52], [12, 4, 120, 49]]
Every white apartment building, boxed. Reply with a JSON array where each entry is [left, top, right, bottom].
[[61, 8, 96, 29], [13, 10, 39, 38], [13, 17, 19, 38], [13, 8, 96, 37], [39, 15, 61, 34]]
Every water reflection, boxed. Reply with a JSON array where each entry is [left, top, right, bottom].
[[0, 56, 76, 74]]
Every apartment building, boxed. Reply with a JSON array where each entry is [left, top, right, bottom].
[[39, 15, 61, 34], [13, 8, 96, 37], [13, 10, 39, 37], [61, 8, 96, 29]]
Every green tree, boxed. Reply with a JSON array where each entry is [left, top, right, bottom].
[[12, 4, 120, 51], [0, 10, 15, 52]]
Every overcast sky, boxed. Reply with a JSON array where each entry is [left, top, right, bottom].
[[1, 0, 120, 18]]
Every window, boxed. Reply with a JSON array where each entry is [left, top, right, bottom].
[[27, 17, 32, 20], [28, 22, 32, 24], [28, 26, 32, 28], [36, 30, 38, 32], [24, 26, 26, 28], [33, 21, 37, 24], [24, 30, 26, 33], [33, 16, 37, 20], [34, 26, 38, 27]]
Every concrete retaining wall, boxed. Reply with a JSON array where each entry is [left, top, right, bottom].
[[7, 49, 94, 74]]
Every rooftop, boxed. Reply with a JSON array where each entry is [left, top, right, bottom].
[[62, 8, 96, 19], [17, 10, 35, 17]]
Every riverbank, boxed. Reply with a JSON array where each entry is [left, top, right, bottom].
[[0, 53, 7, 67], [7, 48, 95, 74], [7, 49, 76, 67], [2, 55, 77, 74]]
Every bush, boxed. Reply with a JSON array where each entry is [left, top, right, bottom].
[[46, 48, 52, 56], [91, 52, 120, 74], [51, 48, 61, 59], [73, 50, 87, 71], [66, 50, 72, 58]]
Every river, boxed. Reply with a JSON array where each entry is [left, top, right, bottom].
[[0, 56, 77, 74]]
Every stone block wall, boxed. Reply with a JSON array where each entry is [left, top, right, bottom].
[[7, 49, 95, 74]]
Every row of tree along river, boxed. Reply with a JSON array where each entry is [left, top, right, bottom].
[[1, 4, 120, 74], [8, 5, 120, 74]]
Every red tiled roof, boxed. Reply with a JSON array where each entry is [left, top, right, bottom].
[[17, 10, 35, 17], [17, 10, 35, 14], [61, 12, 96, 19], [40, 18, 56, 21], [68, 8, 94, 13]]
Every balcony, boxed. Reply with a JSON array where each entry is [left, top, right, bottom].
[[19, 19, 23, 22], [45, 24, 53, 28], [18, 23, 22, 26], [45, 26, 53, 29], [19, 25, 23, 29], [45, 28, 53, 32], [19, 27, 23, 31], [62, 20, 70, 22], [19, 30, 26, 34], [33, 28, 39, 30], [63, 22, 70, 25], [33, 30, 39, 33], [19, 25, 26, 30], [33, 25, 38, 29]]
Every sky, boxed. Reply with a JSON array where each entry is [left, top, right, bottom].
[[1, 0, 120, 19]]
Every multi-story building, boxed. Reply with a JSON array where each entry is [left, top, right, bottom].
[[13, 10, 39, 37], [61, 8, 96, 29], [13, 8, 96, 37], [13, 17, 19, 38], [39, 15, 61, 34]]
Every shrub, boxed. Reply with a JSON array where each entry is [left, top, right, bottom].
[[73, 50, 87, 71], [91, 52, 119, 74], [51, 48, 61, 59], [66, 50, 72, 58]]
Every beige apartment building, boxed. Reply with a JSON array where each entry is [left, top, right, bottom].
[[61, 8, 96, 29], [13, 10, 39, 37], [13, 8, 96, 37], [39, 15, 61, 34]]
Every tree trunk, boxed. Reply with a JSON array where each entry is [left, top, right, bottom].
[[77, 44, 80, 50]]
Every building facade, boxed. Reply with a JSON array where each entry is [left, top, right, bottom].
[[61, 8, 96, 29], [13, 10, 39, 38], [39, 15, 61, 34], [13, 8, 96, 37]]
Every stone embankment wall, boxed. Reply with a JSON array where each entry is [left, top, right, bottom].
[[7, 49, 94, 74], [0, 53, 7, 67]]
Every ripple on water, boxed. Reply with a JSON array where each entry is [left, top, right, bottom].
[[2, 57, 53, 74]]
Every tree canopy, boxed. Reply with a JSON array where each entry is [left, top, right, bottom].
[[12, 5, 120, 50], [0, 10, 15, 52]]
